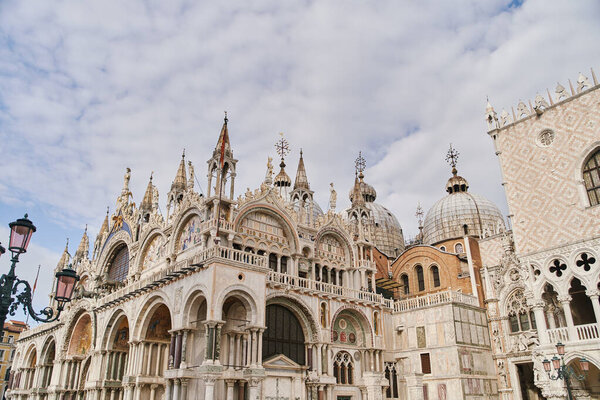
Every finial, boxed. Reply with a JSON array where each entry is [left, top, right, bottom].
[[224, 110, 228, 124], [446, 144, 459, 175], [355, 151, 366, 180], [300, 148, 303, 157], [415, 202, 424, 227], [150, 171, 154, 181], [182, 149, 185, 159], [275, 134, 290, 160], [84, 224, 88, 234]]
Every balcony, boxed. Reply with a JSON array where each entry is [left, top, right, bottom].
[[267, 271, 383, 304], [393, 290, 479, 312], [201, 217, 234, 232], [547, 323, 599, 343]]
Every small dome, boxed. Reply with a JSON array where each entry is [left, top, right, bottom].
[[274, 160, 292, 187], [349, 180, 377, 203], [365, 202, 405, 256], [292, 198, 324, 221], [423, 191, 505, 245]]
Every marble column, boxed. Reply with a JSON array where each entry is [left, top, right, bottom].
[[226, 380, 235, 400], [532, 302, 549, 344], [559, 295, 577, 340], [586, 290, 600, 332]]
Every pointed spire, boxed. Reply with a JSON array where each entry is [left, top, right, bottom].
[[140, 172, 155, 211], [293, 149, 310, 190], [350, 172, 365, 207], [99, 207, 110, 236], [75, 226, 89, 261], [56, 239, 70, 270], [214, 112, 232, 161], [171, 151, 187, 193]]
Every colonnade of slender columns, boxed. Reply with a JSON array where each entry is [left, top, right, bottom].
[[360, 349, 384, 373]]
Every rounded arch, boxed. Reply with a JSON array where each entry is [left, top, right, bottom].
[[23, 343, 37, 368], [266, 294, 319, 342], [133, 294, 173, 340], [60, 305, 96, 357], [214, 285, 259, 324], [101, 308, 131, 350], [263, 303, 307, 365], [40, 335, 57, 362], [314, 227, 355, 266], [170, 206, 205, 255], [67, 313, 94, 356], [330, 306, 374, 347], [181, 285, 209, 327], [136, 229, 168, 272], [233, 203, 300, 253], [96, 229, 133, 276], [576, 142, 600, 207]]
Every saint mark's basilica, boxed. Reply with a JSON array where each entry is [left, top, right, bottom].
[[5, 70, 600, 400]]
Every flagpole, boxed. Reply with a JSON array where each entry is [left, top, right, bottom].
[[25, 265, 41, 325]]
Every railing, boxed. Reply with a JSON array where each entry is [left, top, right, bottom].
[[101, 246, 266, 307], [576, 323, 599, 341], [547, 327, 569, 343], [190, 246, 267, 268], [393, 290, 478, 312], [267, 271, 383, 304], [357, 260, 376, 270], [201, 218, 234, 232]]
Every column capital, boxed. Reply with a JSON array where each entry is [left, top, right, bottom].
[[557, 295, 572, 303], [586, 289, 600, 298]]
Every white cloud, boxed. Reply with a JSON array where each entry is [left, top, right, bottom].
[[1, 0, 599, 256]]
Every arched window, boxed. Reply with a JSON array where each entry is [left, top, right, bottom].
[[263, 305, 305, 365], [583, 148, 600, 205], [108, 246, 129, 283], [455, 243, 464, 253], [416, 265, 425, 291], [506, 289, 536, 333], [334, 351, 354, 384], [401, 274, 409, 295], [431, 266, 441, 287]]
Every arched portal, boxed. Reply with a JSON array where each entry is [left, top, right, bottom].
[[263, 304, 306, 365], [64, 313, 93, 398], [218, 295, 251, 399], [133, 303, 171, 400], [39, 339, 56, 389], [103, 314, 130, 398]]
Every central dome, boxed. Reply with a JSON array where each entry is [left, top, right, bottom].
[[423, 169, 505, 245]]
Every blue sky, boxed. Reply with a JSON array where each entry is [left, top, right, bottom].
[[1, 0, 600, 326]]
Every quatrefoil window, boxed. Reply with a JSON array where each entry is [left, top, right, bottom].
[[549, 259, 567, 277], [576, 253, 596, 272]]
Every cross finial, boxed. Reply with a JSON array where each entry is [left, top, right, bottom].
[[182, 149, 185, 158], [415, 202, 424, 227], [355, 151, 366, 175], [150, 171, 154, 181], [224, 110, 228, 123], [275, 133, 290, 160], [445, 143, 459, 173], [106, 206, 110, 216]]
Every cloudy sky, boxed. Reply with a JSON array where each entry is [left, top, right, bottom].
[[1, 0, 600, 325]]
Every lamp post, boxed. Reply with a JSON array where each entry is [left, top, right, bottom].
[[542, 342, 589, 400], [0, 215, 79, 335]]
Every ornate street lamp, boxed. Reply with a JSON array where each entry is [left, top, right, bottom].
[[0, 215, 79, 334], [542, 342, 589, 400]]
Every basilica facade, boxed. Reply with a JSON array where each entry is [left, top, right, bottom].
[[5, 70, 600, 400]]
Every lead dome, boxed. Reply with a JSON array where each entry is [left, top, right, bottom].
[[422, 150, 505, 245]]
